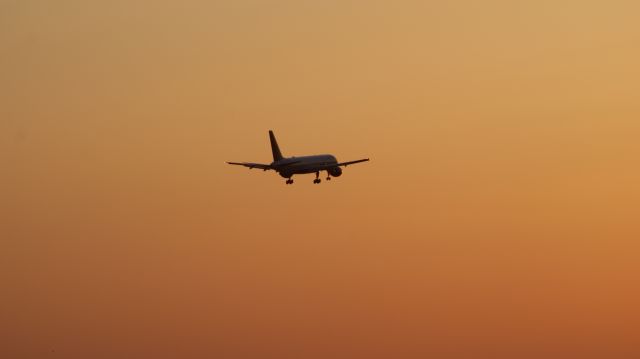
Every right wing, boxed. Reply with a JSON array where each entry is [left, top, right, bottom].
[[335, 158, 369, 167], [309, 158, 370, 170], [226, 162, 273, 171]]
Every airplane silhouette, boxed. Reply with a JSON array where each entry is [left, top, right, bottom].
[[227, 130, 369, 184]]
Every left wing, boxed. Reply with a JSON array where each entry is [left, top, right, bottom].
[[226, 162, 273, 171], [336, 158, 369, 167]]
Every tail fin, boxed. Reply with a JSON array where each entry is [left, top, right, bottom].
[[269, 130, 284, 162]]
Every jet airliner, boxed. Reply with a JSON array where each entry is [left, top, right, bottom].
[[227, 130, 369, 184]]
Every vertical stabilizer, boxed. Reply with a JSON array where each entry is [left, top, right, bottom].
[[269, 130, 284, 162]]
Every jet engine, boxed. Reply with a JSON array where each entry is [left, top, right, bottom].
[[328, 167, 342, 177], [279, 170, 293, 178]]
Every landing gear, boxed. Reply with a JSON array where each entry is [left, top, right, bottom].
[[313, 171, 321, 184], [326, 176, 331, 181], [285, 178, 294, 185]]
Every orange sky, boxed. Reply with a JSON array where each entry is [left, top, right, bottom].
[[3, 1, 640, 358]]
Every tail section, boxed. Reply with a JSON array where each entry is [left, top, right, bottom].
[[269, 130, 284, 162]]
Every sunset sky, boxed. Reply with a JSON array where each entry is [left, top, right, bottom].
[[3, 1, 640, 357]]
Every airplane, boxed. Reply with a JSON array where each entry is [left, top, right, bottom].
[[227, 130, 369, 185]]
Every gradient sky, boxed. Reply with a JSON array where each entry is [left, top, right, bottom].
[[3, 1, 640, 358]]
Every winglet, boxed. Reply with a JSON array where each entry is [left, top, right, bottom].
[[269, 130, 284, 162]]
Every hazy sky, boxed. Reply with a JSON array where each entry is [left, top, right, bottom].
[[3, 1, 640, 358]]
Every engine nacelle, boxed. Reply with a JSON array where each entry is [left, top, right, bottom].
[[279, 171, 293, 178], [328, 167, 342, 177]]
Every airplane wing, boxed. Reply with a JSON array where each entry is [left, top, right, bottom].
[[226, 162, 273, 171], [335, 158, 369, 167]]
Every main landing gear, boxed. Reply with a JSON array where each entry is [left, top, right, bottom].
[[284, 172, 330, 185]]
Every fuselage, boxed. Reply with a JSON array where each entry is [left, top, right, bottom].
[[273, 154, 338, 178]]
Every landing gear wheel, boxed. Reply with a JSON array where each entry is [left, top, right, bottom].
[[286, 178, 293, 184], [326, 177, 331, 181]]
